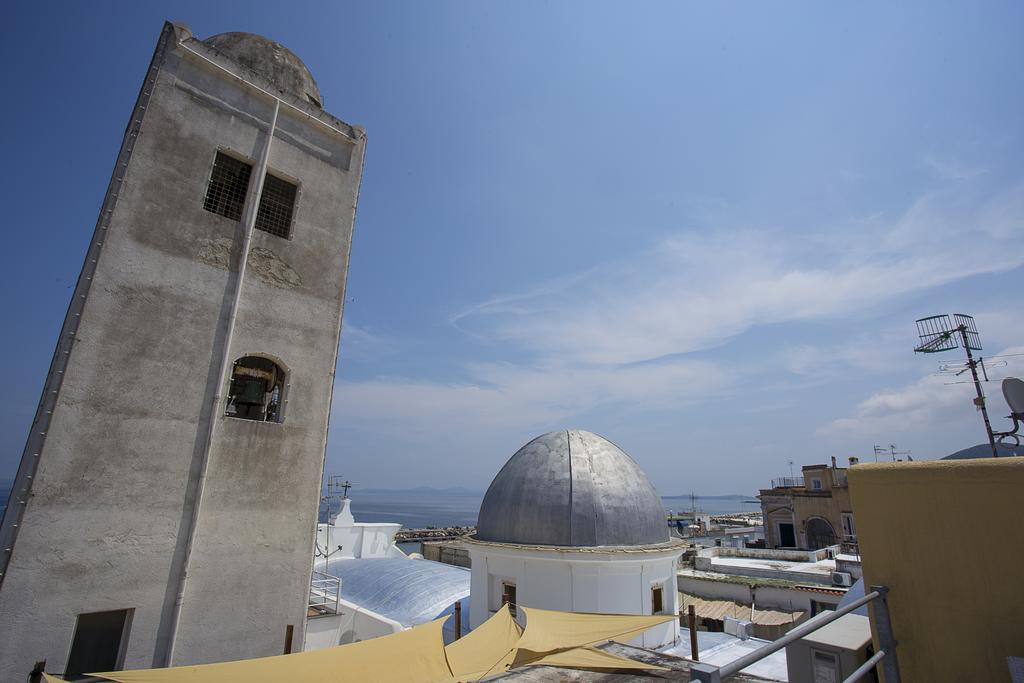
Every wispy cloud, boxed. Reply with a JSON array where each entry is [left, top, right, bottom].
[[332, 357, 731, 440], [340, 323, 404, 361], [818, 345, 1024, 437], [925, 155, 988, 181], [453, 183, 1024, 365]]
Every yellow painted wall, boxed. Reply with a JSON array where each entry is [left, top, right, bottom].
[[849, 458, 1024, 682]]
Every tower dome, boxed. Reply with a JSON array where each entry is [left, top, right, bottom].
[[203, 32, 323, 107], [475, 430, 669, 547]]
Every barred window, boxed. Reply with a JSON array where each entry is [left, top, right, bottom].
[[255, 173, 297, 239], [203, 152, 252, 221]]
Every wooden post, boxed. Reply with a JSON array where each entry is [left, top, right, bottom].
[[29, 660, 46, 683], [454, 600, 462, 640], [283, 624, 294, 655], [688, 605, 699, 662]]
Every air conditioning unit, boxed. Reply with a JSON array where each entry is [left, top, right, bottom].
[[724, 617, 752, 640], [831, 571, 853, 587]]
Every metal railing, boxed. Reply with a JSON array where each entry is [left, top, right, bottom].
[[840, 539, 860, 556], [770, 476, 805, 488], [689, 585, 899, 682], [309, 570, 341, 614]]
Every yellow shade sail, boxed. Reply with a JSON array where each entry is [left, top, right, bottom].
[[515, 606, 676, 657], [525, 645, 668, 671], [93, 618, 453, 683], [444, 604, 522, 680], [68, 604, 674, 683], [43, 675, 70, 683], [446, 605, 676, 680]]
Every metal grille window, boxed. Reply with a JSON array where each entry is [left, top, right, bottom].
[[203, 152, 252, 221], [255, 173, 297, 238]]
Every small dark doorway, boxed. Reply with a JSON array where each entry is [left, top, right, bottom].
[[778, 522, 796, 547], [652, 586, 665, 614], [502, 582, 517, 617], [65, 609, 132, 680]]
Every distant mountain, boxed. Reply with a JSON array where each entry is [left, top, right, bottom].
[[943, 442, 1022, 459], [661, 493, 751, 500]]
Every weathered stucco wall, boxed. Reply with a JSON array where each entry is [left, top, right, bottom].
[[0, 22, 364, 679], [849, 459, 1024, 682]]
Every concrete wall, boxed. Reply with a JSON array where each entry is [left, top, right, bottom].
[[0, 23, 364, 679], [849, 459, 1024, 682], [697, 546, 828, 564], [678, 574, 841, 615], [303, 598, 403, 650], [466, 542, 681, 650], [422, 541, 471, 568]]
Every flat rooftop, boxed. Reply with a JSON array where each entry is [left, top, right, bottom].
[[661, 628, 788, 681], [710, 556, 835, 575]]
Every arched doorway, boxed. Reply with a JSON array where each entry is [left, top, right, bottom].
[[805, 517, 838, 550]]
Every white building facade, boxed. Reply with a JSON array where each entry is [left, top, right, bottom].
[[467, 430, 685, 650]]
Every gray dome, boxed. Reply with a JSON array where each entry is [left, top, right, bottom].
[[476, 430, 669, 547], [204, 32, 322, 107]]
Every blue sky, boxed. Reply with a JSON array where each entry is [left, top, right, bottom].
[[2, 2, 1022, 495]]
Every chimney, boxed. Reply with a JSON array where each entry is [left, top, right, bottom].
[[831, 456, 837, 468], [848, 456, 859, 466]]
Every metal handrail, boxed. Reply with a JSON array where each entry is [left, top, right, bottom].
[[309, 570, 341, 614], [689, 585, 899, 682], [844, 648, 887, 682]]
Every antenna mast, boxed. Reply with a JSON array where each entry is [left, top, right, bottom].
[[914, 314, 998, 458]]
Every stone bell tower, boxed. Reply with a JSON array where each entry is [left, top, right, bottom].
[[0, 22, 364, 679]]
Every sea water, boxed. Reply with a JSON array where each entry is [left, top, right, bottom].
[[334, 490, 759, 529]]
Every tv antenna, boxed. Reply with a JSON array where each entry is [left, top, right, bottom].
[[319, 475, 354, 521], [993, 377, 1024, 449], [913, 313, 997, 457], [316, 475, 353, 561]]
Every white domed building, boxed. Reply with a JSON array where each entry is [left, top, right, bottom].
[[465, 430, 685, 649]]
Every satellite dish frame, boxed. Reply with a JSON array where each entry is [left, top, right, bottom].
[[994, 378, 1024, 448]]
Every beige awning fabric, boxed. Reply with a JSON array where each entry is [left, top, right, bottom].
[[750, 605, 805, 626], [92, 618, 454, 683], [43, 675, 68, 683], [62, 605, 675, 683], [526, 646, 668, 671], [445, 605, 674, 681], [515, 606, 676, 657], [680, 594, 804, 626], [444, 604, 522, 680]]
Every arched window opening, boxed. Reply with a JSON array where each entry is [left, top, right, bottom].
[[225, 356, 286, 423], [805, 517, 837, 550]]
